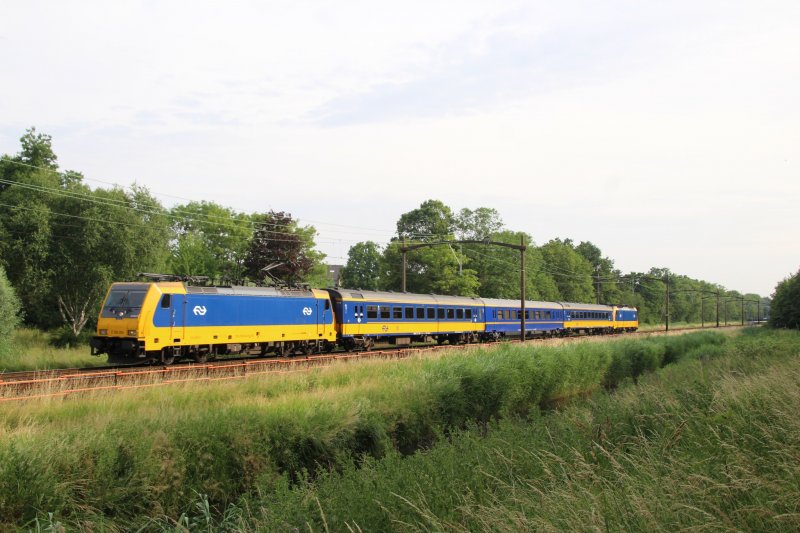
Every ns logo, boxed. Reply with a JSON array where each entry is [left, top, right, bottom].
[[193, 306, 207, 316]]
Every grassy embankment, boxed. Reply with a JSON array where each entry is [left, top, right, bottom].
[[0, 328, 105, 372], [243, 327, 800, 532], [0, 329, 748, 530]]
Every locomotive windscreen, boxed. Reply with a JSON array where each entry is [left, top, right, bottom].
[[101, 288, 148, 318]]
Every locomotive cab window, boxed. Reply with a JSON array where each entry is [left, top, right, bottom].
[[161, 294, 171, 308]]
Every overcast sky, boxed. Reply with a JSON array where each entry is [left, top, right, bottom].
[[2, 0, 798, 296]]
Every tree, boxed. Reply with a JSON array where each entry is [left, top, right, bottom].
[[1, 130, 171, 334], [461, 230, 559, 300], [455, 207, 504, 240], [244, 211, 326, 287], [340, 241, 383, 290], [0, 264, 22, 358], [575, 241, 623, 304], [383, 200, 479, 295], [769, 269, 800, 328], [539, 239, 594, 302], [48, 185, 171, 337], [169, 201, 253, 281], [396, 199, 454, 241]]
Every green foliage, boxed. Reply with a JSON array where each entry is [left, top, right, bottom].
[[0, 265, 22, 357], [0, 331, 732, 528], [240, 330, 800, 533], [0, 131, 171, 334], [244, 211, 327, 287], [168, 201, 253, 281], [540, 238, 595, 302], [340, 240, 383, 290], [769, 268, 800, 329]]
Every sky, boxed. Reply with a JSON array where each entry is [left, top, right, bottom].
[[1, 0, 798, 297]]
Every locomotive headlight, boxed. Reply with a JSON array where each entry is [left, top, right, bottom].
[[127, 330, 137, 336], [99, 329, 108, 335]]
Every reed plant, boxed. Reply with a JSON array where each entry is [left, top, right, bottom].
[[0, 330, 734, 529]]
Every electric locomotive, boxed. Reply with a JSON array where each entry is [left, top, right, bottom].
[[91, 280, 336, 364]]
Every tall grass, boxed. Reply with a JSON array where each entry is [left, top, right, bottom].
[[233, 328, 800, 532], [0, 330, 732, 529], [0, 328, 105, 372]]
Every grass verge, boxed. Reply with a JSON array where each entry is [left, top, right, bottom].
[[0, 330, 743, 530]]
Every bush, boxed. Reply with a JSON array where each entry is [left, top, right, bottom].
[[769, 268, 800, 329], [0, 265, 22, 357]]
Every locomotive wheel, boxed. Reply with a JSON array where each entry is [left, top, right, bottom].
[[193, 352, 209, 363], [161, 353, 175, 365]]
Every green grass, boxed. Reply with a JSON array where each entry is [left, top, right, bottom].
[[229, 328, 800, 532], [0, 329, 746, 530], [0, 328, 106, 372]]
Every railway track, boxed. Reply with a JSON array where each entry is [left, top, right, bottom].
[[0, 325, 746, 401]]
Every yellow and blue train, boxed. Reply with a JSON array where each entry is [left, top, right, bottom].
[[91, 282, 638, 364]]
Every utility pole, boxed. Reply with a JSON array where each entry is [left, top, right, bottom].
[[665, 273, 670, 332], [402, 237, 407, 293], [701, 298, 705, 328], [716, 290, 720, 328], [741, 295, 745, 325], [595, 267, 600, 304], [520, 235, 526, 343]]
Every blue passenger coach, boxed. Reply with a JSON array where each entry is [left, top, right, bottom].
[[481, 298, 565, 339], [325, 289, 484, 350]]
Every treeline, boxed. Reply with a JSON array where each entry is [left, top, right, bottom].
[[339, 200, 768, 325], [0, 129, 768, 341], [0, 129, 325, 340]]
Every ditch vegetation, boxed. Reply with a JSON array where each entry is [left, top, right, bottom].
[[2, 329, 798, 531]]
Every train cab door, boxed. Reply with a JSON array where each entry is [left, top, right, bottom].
[[163, 293, 185, 344], [318, 298, 331, 337]]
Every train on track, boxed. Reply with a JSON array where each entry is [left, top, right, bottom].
[[90, 280, 638, 364]]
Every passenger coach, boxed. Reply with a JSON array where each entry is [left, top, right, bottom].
[[324, 289, 485, 350], [481, 298, 565, 339]]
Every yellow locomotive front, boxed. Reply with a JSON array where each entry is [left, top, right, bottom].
[[90, 282, 161, 361]]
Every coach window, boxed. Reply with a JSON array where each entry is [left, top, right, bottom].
[[405, 307, 414, 319], [456, 308, 464, 319], [393, 307, 403, 319], [437, 308, 445, 319], [427, 307, 435, 319], [380, 306, 390, 319], [416, 307, 424, 319], [367, 305, 378, 319], [446, 308, 454, 319], [466, 309, 472, 319]]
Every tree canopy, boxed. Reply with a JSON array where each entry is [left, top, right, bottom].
[[0, 130, 772, 335], [769, 268, 800, 329]]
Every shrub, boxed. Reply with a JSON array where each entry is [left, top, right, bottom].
[[0, 265, 22, 357]]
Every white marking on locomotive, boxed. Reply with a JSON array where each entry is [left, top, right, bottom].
[[302, 307, 313, 316], [193, 305, 207, 316]]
